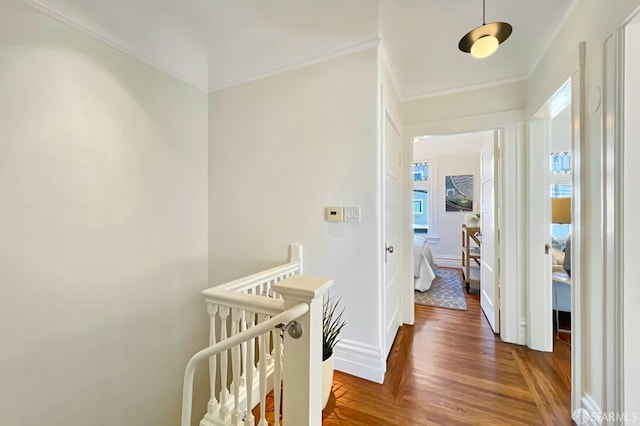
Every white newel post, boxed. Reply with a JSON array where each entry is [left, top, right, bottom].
[[272, 275, 333, 426]]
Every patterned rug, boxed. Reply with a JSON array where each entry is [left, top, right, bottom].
[[414, 268, 468, 311]]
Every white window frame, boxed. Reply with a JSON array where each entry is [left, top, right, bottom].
[[413, 158, 439, 241]]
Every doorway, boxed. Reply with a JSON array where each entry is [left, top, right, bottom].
[[404, 123, 524, 344], [527, 77, 579, 353], [410, 130, 499, 331]]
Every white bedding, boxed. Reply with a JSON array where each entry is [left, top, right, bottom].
[[414, 236, 437, 292]]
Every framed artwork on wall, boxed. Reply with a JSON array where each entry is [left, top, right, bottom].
[[445, 175, 473, 212]]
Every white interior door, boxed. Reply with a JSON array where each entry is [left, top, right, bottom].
[[383, 111, 402, 357], [480, 137, 499, 333]]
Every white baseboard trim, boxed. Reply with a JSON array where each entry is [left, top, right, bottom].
[[333, 338, 385, 384], [519, 318, 528, 345], [434, 255, 462, 269], [573, 394, 602, 425]]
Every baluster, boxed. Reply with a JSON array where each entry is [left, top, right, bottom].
[[243, 311, 256, 426], [206, 304, 219, 415], [231, 308, 242, 424], [257, 315, 268, 426], [240, 310, 247, 388], [218, 306, 229, 420], [274, 328, 283, 426], [269, 278, 276, 298]]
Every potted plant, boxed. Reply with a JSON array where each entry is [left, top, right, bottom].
[[322, 295, 346, 409]]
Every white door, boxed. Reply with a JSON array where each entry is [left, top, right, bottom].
[[383, 111, 402, 357], [480, 137, 499, 333]]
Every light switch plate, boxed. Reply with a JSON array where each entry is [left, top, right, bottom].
[[344, 206, 361, 223], [325, 207, 343, 222]]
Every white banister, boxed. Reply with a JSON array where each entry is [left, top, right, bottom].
[[183, 244, 333, 426], [212, 244, 302, 294], [202, 289, 285, 316], [273, 275, 333, 426], [181, 303, 309, 426]]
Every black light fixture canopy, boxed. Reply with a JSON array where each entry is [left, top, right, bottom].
[[458, 0, 512, 58]]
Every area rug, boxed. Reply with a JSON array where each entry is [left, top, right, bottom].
[[414, 268, 468, 311]]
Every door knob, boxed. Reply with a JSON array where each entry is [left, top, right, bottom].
[[385, 244, 394, 263]]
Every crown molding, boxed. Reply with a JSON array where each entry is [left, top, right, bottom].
[[402, 76, 528, 103], [208, 39, 381, 93], [20, 0, 208, 92]]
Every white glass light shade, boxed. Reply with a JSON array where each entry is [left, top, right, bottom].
[[471, 35, 499, 58]]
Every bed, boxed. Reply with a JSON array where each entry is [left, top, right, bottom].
[[414, 236, 438, 292]]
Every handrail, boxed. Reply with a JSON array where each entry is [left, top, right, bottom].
[[181, 302, 309, 426], [202, 261, 299, 295], [203, 289, 285, 316]]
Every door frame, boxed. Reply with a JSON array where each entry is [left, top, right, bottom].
[[402, 112, 526, 347], [526, 86, 560, 353], [479, 136, 499, 333], [382, 108, 403, 359], [526, 43, 585, 412], [601, 12, 639, 416]]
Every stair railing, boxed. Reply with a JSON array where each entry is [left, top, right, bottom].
[[181, 244, 331, 426], [181, 302, 308, 426]]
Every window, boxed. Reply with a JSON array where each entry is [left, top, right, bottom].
[[550, 151, 571, 175], [413, 162, 430, 233], [413, 162, 429, 181], [413, 199, 423, 214], [550, 152, 572, 248]]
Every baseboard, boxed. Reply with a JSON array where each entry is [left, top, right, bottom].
[[434, 255, 462, 269], [571, 394, 602, 425], [519, 317, 528, 345], [333, 338, 385, 384]]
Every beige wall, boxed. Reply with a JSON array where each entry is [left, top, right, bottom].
[[0, 3, 209, 425], [208, 48, 385, 381]]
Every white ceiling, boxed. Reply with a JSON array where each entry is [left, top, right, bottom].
[[25, 0, 576, 98]]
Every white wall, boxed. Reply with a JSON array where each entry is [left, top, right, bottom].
[[551, 105, 572, 152], [402, 80, 527, 126], [527, 0, 640, 414], [208, 48, 384, 381], [624, 19, 640, 417], [412, 133, 490, 266], [0, 3, 209, 425]]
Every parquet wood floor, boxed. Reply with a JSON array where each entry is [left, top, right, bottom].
[[257, 270, 572, 425]]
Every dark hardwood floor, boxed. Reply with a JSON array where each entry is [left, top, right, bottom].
[[322, 274, 571, 425]]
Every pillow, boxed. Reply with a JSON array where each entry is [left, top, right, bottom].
[[551, 248, 565, 265]]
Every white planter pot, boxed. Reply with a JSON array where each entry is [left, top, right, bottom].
[[322, 354, 334, 409], [465, 213, 479, 227]]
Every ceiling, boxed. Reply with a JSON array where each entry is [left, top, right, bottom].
[[25, 0, 576, 99]]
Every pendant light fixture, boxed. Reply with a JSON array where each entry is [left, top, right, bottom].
[[458, 0, 512, 59]]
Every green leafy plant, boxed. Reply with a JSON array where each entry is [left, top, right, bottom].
[[322, 296, 346, 361]]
